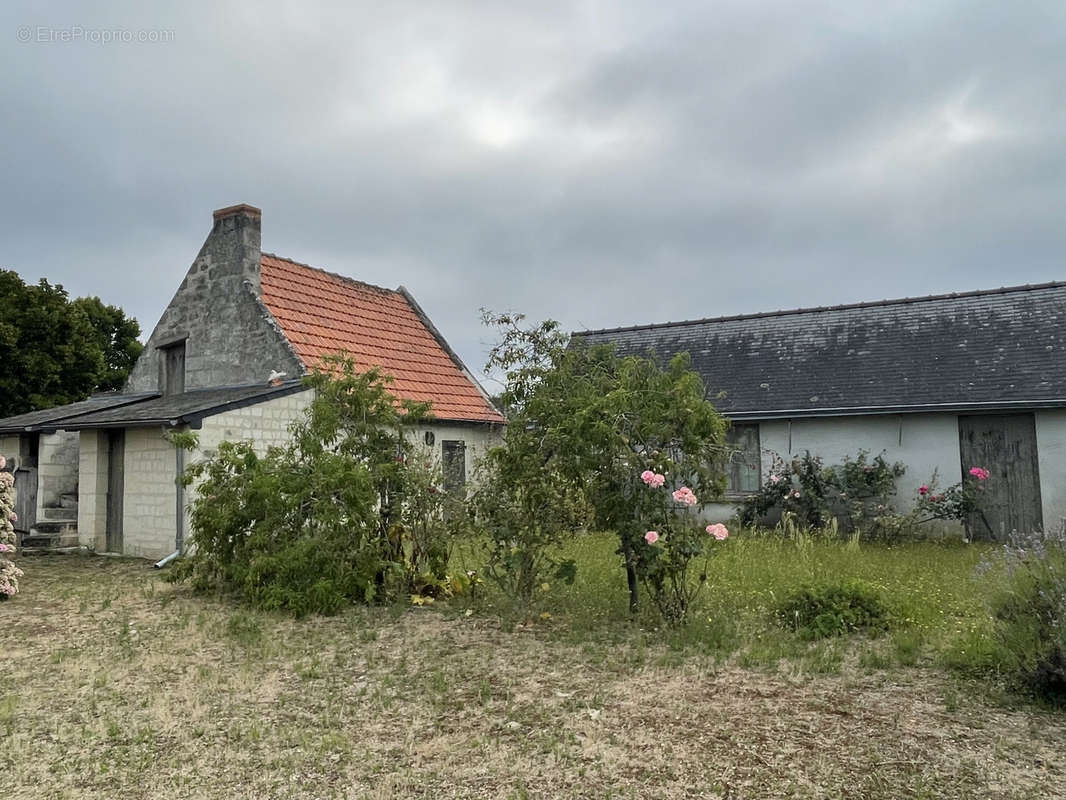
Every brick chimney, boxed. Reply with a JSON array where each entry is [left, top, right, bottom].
[[207, 203, 263, 294]]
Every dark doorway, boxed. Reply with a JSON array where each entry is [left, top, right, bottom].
[[106, 430, 125, 553], [11, 433, 38, 534], [441, 440, 466, 495], [958, 414, 1043, 540]]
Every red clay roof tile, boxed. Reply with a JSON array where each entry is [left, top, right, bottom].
[[260, 254, 504, 423]]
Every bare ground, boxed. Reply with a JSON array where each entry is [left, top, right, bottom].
[[2, 555, 1064, 799]]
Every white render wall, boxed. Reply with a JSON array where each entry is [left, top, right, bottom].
[[1036, 410, 1066, 534], [703, 412, 964, 525], [406, 422, 504, 484]]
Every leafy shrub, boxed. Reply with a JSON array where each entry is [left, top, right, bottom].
[[775, 578, 892, 639], [169, 358, 464, 615], [913, 466, 992, 538], [987, 532, 1066, 703], [741, 450, 910, 539]]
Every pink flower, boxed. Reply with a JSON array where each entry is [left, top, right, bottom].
[[0, 455, 5, 469], [640, 470, 666, 488], [792, 490, 801, 499], [0, 544, 10, 553], [969, 467, 990, 481], [672, 487, 698, 506], [918, 485, 928, 496], [651, 473, 665, 488], [640, 470, 656, 485], [705, 523, 729, 541], [769, 474, 781, 484], [644, 530, 659, 544]]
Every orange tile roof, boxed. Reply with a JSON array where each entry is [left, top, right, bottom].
[[259, 254, 504, 423]]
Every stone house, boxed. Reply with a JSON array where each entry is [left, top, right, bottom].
[[573, 283, 1066, 539], [0, 204, 504, 559]]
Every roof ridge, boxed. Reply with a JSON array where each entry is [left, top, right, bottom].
[[261, 252, 398, 295], [574, 280, 1066, 336]]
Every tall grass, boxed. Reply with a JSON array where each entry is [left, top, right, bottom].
[[455, 528, 999, 671]]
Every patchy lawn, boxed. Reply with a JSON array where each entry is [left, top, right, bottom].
[[2, 553, 1064, 799]]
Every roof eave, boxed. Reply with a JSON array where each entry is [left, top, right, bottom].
[[725, 398, 1066, 421]]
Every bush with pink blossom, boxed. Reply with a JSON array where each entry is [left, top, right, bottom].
[[0, 455, 22, 599], [634, 470, 730, 625]]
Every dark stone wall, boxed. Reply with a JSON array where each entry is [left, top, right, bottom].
[[126, 207, 304, 392]]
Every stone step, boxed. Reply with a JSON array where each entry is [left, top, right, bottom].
[[32, 521, 78, 534], [20, 530, 79, 550], [42, 507, 78, 521]]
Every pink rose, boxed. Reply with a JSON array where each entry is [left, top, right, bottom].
[[640, 470, 656, 485], [968, 467, 990, 481], [705, 523, 729, 541], [672, 487, 698, 506], [918, 485, 928, 496], [769, 474, 781, 484], [644, 530, 659, 544]]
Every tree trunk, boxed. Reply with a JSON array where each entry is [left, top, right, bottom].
[[626, 557, 639, 614]]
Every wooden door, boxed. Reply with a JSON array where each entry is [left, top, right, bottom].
[[441, 440, 466, 495], [106, 430, 125, 553], [11, 466, 35, 534], [958, 414, 1043, 540]]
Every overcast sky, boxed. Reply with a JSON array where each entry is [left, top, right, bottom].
[[2, 1, 1063, 389]]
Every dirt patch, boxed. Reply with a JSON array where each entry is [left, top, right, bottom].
[[2, 555, 1064, 799]]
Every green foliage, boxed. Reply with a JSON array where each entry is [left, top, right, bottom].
[[740, 450, 910, 539], [71, 296, 144, 393], [478, 311, 728, 620], [170, 357, 460, 615], [774, 578, 892, 639], [985, 533, 1066, 703], [0, 271, 142, 416]]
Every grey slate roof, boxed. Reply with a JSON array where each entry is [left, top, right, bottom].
[[0, 381, 307, 432], [572, 282, 1066, 420], [0, 393, 157, 433]]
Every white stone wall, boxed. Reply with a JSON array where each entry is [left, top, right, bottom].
[[77, 431, 109, 552], [195, 390, 314, 457], [406, 422, 504, 486], [1036, 410, 1066, 534], [121, 427, 178, 559]]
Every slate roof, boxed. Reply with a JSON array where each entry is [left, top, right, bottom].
[[47, 382, 309, 430], [0, 393, 157, 433], [572, 282, 1066, 420], [260, 254, 504, 424]]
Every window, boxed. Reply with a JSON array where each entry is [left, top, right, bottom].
[[159, 340, 186, 395], [725, 424, 761, 495], [441, 440, 466, 494]]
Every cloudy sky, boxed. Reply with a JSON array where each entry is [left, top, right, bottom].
[[2, 1, 1063, 388]]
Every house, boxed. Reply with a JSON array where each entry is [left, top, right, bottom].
[[572, 283, 1066, 539], [0, 204, 504, 559]]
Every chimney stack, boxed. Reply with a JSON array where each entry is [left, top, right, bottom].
[[208, 203, 262, 293]]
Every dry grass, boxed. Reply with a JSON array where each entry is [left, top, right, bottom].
[[2, 554, 1065, 799]]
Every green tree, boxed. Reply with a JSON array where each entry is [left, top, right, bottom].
[[481, 312, 728, 616], [72, 296, 143, 393], [0, 270, 142, 416]]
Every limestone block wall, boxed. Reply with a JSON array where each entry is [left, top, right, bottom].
[[77, 431, 109, 552], [121, 427, 178, 559]]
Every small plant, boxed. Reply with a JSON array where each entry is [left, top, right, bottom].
[[775, 578, 892, 639], [0, 455, 23, 599], [914, 466, 991, 538], [986, 531, 1066, 703], [633, 469, 731, 626]]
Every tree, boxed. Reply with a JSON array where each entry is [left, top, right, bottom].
[[72, 296, 144, 393], [0, 270, 142, 416], [481, 311, 729, 616]]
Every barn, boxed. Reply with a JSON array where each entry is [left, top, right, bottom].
[[573, 284, 1066, 539]]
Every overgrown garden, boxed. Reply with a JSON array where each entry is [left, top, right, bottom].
[[164, 314, 1066, 705]]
